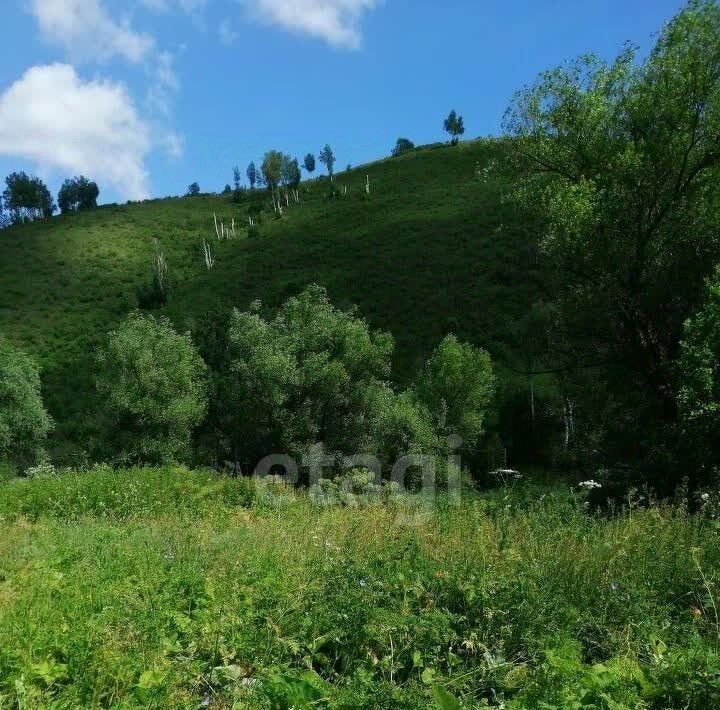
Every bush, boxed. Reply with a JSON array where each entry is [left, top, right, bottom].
[[0, 340, 52, 467], [414, 334, 495, 448], [222, 285, 400, 468], [392, 138, 415, 157], [96, 313, 208, 464]]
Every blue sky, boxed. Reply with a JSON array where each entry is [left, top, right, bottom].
[[0, 0, 686, 204]]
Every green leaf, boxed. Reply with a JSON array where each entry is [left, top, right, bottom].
[[431, 685, 462, 710], [421, 667, 436, 685], [137, 669, 164, 690]]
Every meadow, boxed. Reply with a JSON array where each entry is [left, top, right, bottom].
[[0, 467, 718, 708]]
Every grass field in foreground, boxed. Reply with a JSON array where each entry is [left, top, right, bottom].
[[0, 467, 719, 708]]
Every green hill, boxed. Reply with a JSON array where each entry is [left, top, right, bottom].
[[0, 140, 543, 456]]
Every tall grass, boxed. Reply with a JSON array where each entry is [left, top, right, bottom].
[[0, 469, 718, 707]]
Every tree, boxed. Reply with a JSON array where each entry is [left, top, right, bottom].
[[281, 156, 301, 191], [443, 110, 465, 145], [392, 138, 415, 157], [319, 144, 336, 180], [233, 166, 242, 192], [58, 176, 99, 214], [678, 268, 720, 476], [223, 285, 397, 466], [97, 313, 208, 464], [304, 153, 316, 174], [247, 161, 257, 190], [261, 151, 283, 192], [0, 340, 52, 467], [3, 172, 56, 223], [187, 182, 200, 196], [414, 335, 495, 448], [504, 0, 720, 483]]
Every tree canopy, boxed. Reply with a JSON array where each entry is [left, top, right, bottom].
[[443, 110, 465, 145], [97, 313, 208, 464], [392, 138, 415, 157], [319, 145, 336, 179], [247, 161, 257, 189], [0, 340, 52, 467], [504, 0, 720, 484], [3, 172, 55, 223], [58, 176, 99, 214], [261, 151, 284, 192]]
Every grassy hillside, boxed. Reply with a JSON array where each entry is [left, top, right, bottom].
[[0, 468, 718, 708], [0, 140, 542, 455]]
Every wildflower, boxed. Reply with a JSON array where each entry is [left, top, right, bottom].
[[578, 480, 602, 490], [701, 493, 710, 502], [359, 578, 367, 587]]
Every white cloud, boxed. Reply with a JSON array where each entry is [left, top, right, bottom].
[[30, 0, 153, 63], [219, 18, 239, 45], [146, 50, 181, 116], [161, 131, 185, 160], [138, 0, 208, 14], [0, 64, 151, 200], [240, 0, 380, 49]]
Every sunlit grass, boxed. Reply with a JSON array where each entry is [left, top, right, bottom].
[[0, 468, 718, 707]]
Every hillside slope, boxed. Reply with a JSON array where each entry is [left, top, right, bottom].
[[0, 140, 542, 455]]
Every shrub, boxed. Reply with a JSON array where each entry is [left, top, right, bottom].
[[96, 313, 208, 464], [0, 340, 52, 467], [222, 285, 398, 468], [392, 138, 415, 157], [414, 334, 495, 448]]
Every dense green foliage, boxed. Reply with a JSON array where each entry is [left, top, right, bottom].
[[57, 176, 99, 214], [96, 313, 208, 464], [678, 267, 720, 469], [414, 334, 495, 448], [505, 0, 720, 486], [1, 468, 719, 707], [2, 171, 55, 223], [0, 340, 52, 467], [202, 286, 487, 475], [223, 285, 395, 466]]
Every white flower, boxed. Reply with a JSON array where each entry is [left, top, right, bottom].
[[701, 493, 710, 501], [578, 480, 602, 490]]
